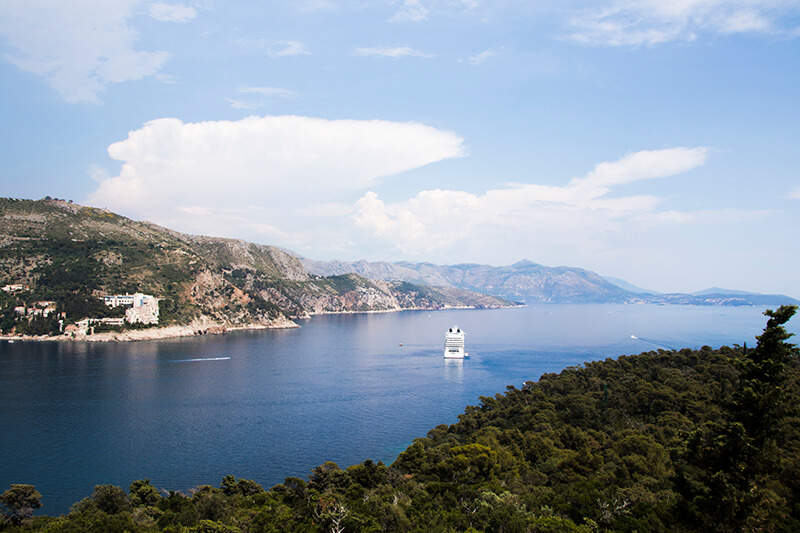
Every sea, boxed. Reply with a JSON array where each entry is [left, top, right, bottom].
[[1, 304, 795, 515]]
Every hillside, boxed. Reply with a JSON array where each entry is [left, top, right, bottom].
[[0, 198, 512, 338], [304, 258, 799, 306]]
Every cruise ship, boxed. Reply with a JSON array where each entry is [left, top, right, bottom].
[[444, 325, 467, 359]]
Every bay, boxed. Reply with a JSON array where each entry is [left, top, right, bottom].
[[0, 304, 793, 515]]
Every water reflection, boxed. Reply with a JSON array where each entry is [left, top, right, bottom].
[[444, 359, 464, 383]]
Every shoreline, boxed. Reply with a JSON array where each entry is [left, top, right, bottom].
[[0, 304, 519, 343]]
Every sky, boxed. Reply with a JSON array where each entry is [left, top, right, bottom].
[[1, 0, 799, 297]]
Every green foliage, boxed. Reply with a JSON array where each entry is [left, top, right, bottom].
[[129, 479, 161, 507], [0, 484, 41, 526], [90, 484, 131, 515], [324, 274, 359, 295]]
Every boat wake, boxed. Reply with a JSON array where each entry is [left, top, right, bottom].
[[166, 356, 231, 363]]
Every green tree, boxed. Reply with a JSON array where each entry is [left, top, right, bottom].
[[91, 484, 131, 514], [129, 478, 161, 507], [680, 305, 798, 531], [0, 484, 42, 525]]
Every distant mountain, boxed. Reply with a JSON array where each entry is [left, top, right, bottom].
[[303, 258, 800, 306], [692, 287, 759, 296], [304, 258, 636, 303], [603, 276, 657, 294], [0, 198, 512, 337]]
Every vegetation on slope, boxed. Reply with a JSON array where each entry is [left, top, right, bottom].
[[0, 198, 510, 335], [2, 306, 797, 532]]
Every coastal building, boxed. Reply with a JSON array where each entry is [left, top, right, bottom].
[[2, 284, 26, 292], [103, 292, 159, 325]]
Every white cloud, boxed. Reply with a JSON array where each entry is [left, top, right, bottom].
[[235, 39, 310, 57], [0, 0, 173, 103], [353, 147, 710, 256], [565, 0, 800, 47], [268, 41, 310, 57], [468, 49, 496, 65], [789, 186, 800, 199], [149, 2, 197, 22], [391, 0, 429, 22], [87, 115, 465, 245], [355, 46, 433, 58]]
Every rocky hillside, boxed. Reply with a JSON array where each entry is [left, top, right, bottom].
[[303, 258, 800, 306], [303, 258, 634, 303], [0, 198, 511, 336]]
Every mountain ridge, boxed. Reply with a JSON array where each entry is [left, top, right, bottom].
[[303, 257, 799, 306]]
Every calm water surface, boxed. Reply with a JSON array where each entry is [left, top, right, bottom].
[[0, 304, 793, 514]]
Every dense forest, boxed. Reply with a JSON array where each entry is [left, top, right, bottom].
[[2, 306, 798, 532]]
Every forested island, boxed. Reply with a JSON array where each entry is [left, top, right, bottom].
[[2, 306, 798, 532]]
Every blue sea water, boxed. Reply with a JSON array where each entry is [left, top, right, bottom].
[[0, 304, 794, 515]]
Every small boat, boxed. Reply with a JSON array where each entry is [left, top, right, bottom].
[[444, 325, 468, 359]]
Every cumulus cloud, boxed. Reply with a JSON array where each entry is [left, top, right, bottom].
[[353, 147, 710, 257], [355, 46, 433, 58], [0, 0, 181, 103], [87, 115, 465, 245], [149, 2, 197, 22], [565, 0, 800, 47]]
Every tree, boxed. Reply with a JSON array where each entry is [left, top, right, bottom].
[[679, 305, 799, 531], [129, 479, 161, 507], [91, 484, 131, 514], [0, 484, 42, 525]]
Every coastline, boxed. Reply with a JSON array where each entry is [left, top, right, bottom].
[[0, 304, 519, 343], [0, 315, 300, 343]]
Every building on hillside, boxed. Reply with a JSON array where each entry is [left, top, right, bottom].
[[103, 292, 159, 325], [2, 284, 27, 293], [104, 294, 135, 307]]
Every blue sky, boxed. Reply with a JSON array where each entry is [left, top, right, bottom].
[[1, 0, 799, 296]]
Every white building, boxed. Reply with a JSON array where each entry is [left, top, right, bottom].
[[103, 293, 160, 325], [104, 294, 135, 307]]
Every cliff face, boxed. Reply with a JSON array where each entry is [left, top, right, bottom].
[[0, 198, 512, 335]]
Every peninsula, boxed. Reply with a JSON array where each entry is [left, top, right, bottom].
[[0, 198, 512, 341]]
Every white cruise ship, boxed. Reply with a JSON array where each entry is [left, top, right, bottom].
[[444, 325, 467, 359]]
